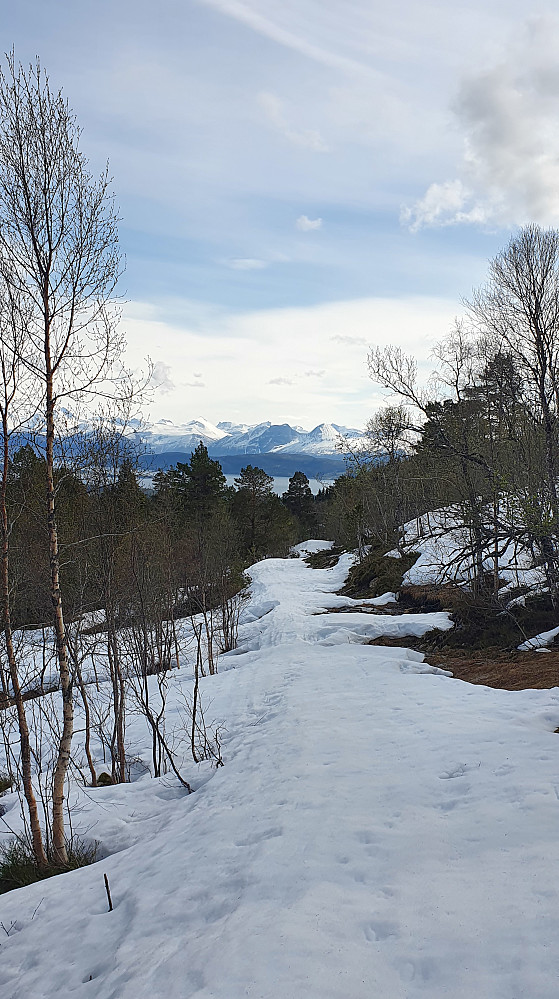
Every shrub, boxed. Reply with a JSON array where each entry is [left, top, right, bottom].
[[342, 546, 420, 598], [96, 771, 114, 786], [304, 546, 345, 569], [0, 773, 13, 795], [0, 837, 98, 894]]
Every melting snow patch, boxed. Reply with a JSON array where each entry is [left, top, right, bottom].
[[518, 625, 559, 651]]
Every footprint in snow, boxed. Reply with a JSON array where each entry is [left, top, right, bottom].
[[396, 956, 437, 983], [494, 762, 514, 777], [355, 829, 378, 844], [438, 763, 469, 780], [364, 920, 399, 942], [234, 825, 283, 847]]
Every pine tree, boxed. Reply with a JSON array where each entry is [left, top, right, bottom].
[[282, 471, 316, 538], [232, 465, 296, 556], [185, 441, 227, 517]]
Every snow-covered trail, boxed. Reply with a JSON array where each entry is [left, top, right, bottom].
[[1, 545, 559, 998], [238, 547, 453, 651]]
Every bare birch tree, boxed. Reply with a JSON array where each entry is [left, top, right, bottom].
[[468, 225, 559, 597], [0, 54, 127, 865]]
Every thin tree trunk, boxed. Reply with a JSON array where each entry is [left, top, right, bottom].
[[0, 414, 48, 867], [191, 628, 202, 764], [45, 345, 73, 867], [74, 658, 96, 787], [493, 493, 500, 595], [541, 392, 559, 601], [106, 602, 126, 783]]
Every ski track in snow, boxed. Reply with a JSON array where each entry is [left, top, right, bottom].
[[1, 542, 559, 997]]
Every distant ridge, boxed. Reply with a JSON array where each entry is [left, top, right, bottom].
[[138, 450, 347, 479], [8, 416, 362, 482], [138, 417, 364, 458]]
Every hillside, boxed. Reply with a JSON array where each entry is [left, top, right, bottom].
[[1, 544, 559, 997]]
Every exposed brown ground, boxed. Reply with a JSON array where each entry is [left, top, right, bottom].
[[318, 602, 559, 689], [369, 637, 559, 690], [315, 602, 401, 616]]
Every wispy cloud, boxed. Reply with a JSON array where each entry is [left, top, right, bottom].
[[198, 0, 372, 75], [296, 215, 323, 231], [331, 334, 367, 346], [227, 257, 268, 270], [401, 180, 487, 233], [268, 376, 293, 385], [259, 92, 328, 152], [305, 369, 325, 377]]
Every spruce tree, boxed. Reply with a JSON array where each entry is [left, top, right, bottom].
[[232, 465, 296, 557]]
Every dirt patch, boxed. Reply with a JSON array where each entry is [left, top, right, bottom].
[[369, 637, 559, 690], [303, 546, 346, 569], [396, 583, 559, 650], [314, 601, 401, 616]]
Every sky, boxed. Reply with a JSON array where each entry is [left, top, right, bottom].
[[3, 1, 559, 429]]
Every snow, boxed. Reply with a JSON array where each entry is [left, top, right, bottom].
[[1, 544, 559, 997], [223, 473, 334, 496], [518, 625, 559, 651], [137, 417, 228, 453], [152, 417, 227, 441], [138, 417, 364, 457], [391, 509, 548, 591], [272, 422, 365, 455]]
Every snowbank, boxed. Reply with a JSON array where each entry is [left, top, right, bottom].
[[390, 508, 547, 591], [518, 625, 559, 651]]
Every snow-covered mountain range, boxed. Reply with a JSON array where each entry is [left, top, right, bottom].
[[139, 417, 364, 457]]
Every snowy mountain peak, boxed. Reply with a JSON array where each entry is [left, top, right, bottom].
[[307, 423, 340, 441], [138, 417, 364, 457], [183, 417, 227, 440]]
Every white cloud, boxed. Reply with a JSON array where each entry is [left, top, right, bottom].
[[150, 360, 175, 394], [123, 295, 459, 428], [401, 180, 488, 232], [258, 92, 329, 152], [331, 334, 367, 346], [227, 257, 268, 270], [296, 215, 323, 231], [403, 17, 559, 230]]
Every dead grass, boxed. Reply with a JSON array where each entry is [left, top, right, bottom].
[[369, 636, 559, 690]]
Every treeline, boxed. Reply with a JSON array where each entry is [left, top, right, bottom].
[[3, 441, 319, 633], [322, 225, 559, 610]]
